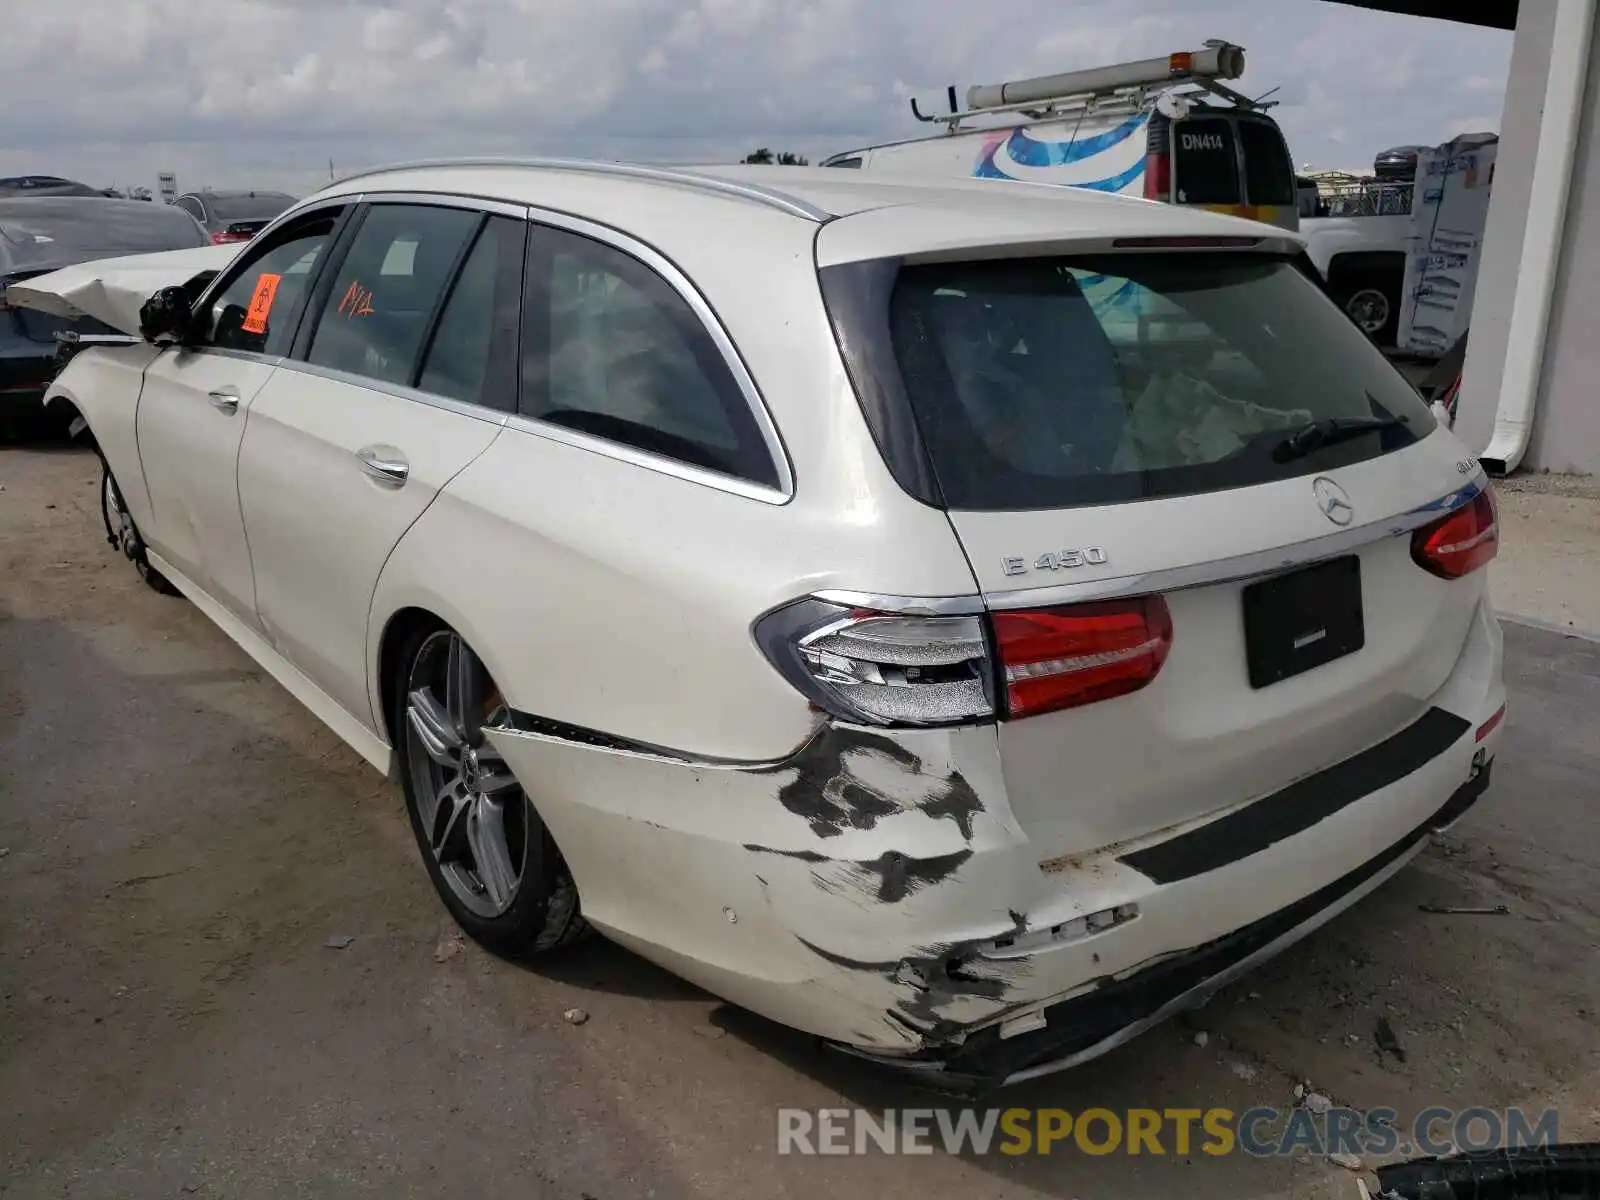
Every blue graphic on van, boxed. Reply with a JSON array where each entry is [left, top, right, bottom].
[[993, 113, 1150, 168], [973, 113, 1150, 193]]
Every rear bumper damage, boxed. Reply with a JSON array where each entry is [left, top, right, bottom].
[[484, 599, 1505, 1087]]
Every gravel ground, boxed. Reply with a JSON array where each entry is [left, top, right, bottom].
[[1492, 473, 1600, 640], [2, 444, 1597, 1200]]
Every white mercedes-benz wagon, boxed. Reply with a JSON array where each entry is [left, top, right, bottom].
[[33, 160, 1505, 1087]]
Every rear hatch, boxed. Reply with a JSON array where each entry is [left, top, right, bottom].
[[1163, 110, 1298, 231], [819, 239, 1488, 864]]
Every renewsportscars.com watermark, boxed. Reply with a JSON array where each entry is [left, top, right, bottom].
[[777, 1106, 1560, 1157]]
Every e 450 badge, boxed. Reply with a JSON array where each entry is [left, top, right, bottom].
[[1001, 548, 1108, 576]]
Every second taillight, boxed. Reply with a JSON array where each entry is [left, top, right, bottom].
[[1412, 489, 1499, 580], [1144, 114, 1173, 201], [992, 597, 1173, 719]]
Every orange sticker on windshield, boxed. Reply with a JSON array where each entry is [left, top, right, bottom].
[[240, 272, 282, 335]]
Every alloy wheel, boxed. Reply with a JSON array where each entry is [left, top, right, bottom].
[[403, 631, 528, 919]]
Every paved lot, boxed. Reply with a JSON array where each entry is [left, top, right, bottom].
[[2, 444, 1597, 1199]]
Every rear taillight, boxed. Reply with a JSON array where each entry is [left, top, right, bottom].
[[755, 600, 993, 726], [210, 230, 250, 245], [992, 596, 1172, 719], [1411, 489, 1498, 580], [1144, 151, 1172, 201], [755, 594, 1172, 727]]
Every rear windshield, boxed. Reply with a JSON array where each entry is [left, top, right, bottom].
[[0, 199, 207, 269], [209, 194, 293, 221], [1173, 117, 1239, 204], [833, 253, 1434, 511], [1239, 119, 1295, 206]]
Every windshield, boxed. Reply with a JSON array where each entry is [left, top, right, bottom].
[[827, 252, 1434, 511]]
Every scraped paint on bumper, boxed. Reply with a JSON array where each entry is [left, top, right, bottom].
[[485, 599, 1505, 1085]]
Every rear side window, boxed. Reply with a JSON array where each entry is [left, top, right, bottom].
[[1240, 120, 1295, 206], [305, 204, 480, 387], [416, 216, 526, 410], [826, 253, 1434, 510], [520, 225, 779, 489], [1173, 117, 1239, 205]]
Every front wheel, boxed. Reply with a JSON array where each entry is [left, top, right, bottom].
[[100, 460, 179, 595], [393, 625, 586, 956]]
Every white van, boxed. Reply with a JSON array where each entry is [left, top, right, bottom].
[[824, 42, 1300, 233]]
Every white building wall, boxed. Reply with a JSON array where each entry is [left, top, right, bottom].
[[1523, 15, 1600, 473], [1453, 0, 1557, 458]]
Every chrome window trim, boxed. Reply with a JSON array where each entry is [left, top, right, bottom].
[[269, 359, 510, 428], [324, 158, 831, 223], [813, 476, 1487, 616], [515, 202, 796, 504], [200, 347, 285, 369], [981, 475, 1489, 611], [502, 412, 788, 504], [811, 589, 986, 616], [344, 191, 529, 220]]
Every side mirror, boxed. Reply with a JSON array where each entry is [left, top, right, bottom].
[[139, 286, 192, 344]]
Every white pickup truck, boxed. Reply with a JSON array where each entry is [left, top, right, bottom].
[[1297, 177, 1413, 348]]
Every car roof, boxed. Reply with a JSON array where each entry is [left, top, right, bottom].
[[301, 158, 1300, 262]]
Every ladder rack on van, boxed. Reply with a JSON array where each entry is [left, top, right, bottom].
[[910, 39, 1273, 133]]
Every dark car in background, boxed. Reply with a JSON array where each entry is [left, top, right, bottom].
[[0, 175, 106, 199], [173, 189, 295, 245], [1, 196, 208, 437]]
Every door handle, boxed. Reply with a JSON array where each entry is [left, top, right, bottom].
[[206, 387, 240, 414], [356, 444, 410, 487]]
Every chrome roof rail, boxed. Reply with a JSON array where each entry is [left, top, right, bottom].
[[325, 157, 830, 222]]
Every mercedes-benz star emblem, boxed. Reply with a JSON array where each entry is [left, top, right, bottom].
[[1312, 476, 1354, 527]]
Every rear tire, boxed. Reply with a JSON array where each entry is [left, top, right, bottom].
[[390, 621, 587, 957], [100, 460, 180, 596]]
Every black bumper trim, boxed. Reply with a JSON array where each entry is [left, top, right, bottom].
[[939, 758, 1493, 1084], [1119, 706, 1471, 885]]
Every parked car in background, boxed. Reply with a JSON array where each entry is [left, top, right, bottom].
[[0, 175, 105, 199], [24, 161, 1504, 1088], [174, 189, 296, 245], [1, 196, 208, 437]]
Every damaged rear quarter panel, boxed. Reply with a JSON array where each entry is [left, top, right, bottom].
[[485, 719, 1052, 1048]]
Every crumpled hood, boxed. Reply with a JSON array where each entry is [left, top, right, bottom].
[[3, 243, 241, 336]]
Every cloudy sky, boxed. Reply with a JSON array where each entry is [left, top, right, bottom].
[[0, 0, 1511, 197]]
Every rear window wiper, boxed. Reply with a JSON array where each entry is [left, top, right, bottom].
[[1273, 415, 1409, 463]]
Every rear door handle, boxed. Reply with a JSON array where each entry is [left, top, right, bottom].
[[356, 444, 409, 487], [206, 387, 240, 414]]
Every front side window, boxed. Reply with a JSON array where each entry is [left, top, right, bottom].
[[828, 252, 1435, 510], [204, 210, 343, 355], [520, 225, 779, 488], [304, 204, 480, 387]]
